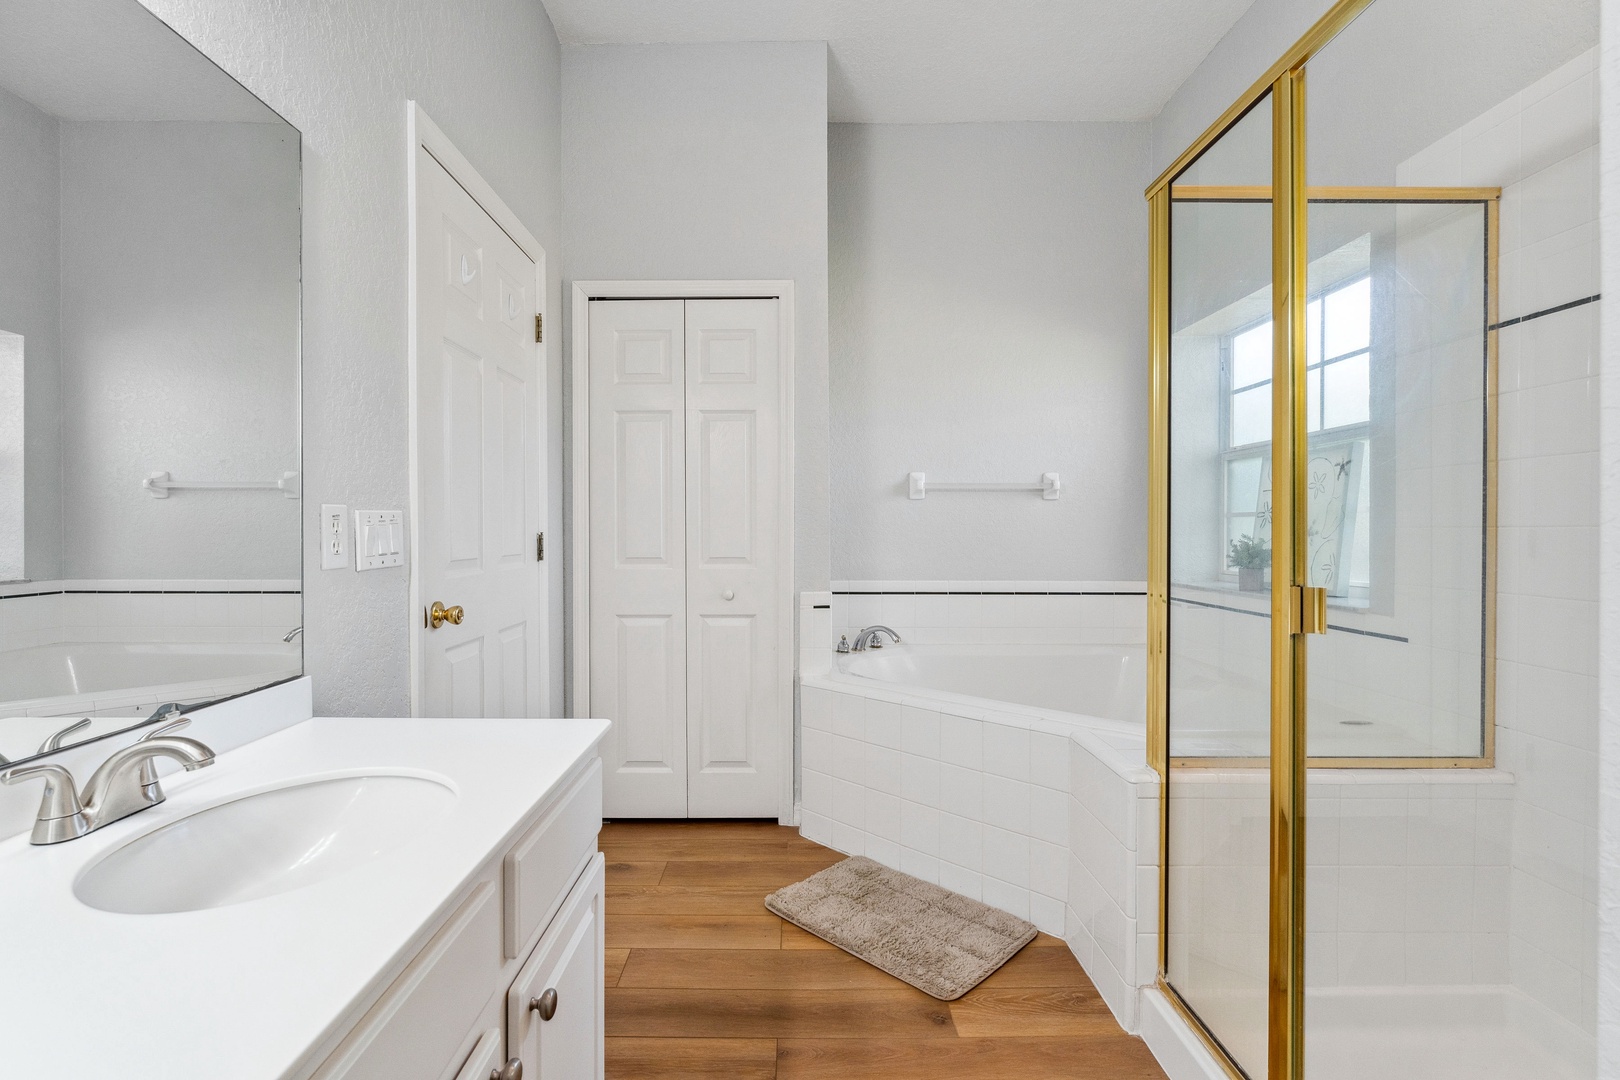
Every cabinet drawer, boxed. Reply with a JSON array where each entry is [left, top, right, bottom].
[[313, 880, 503, 1080], [503, 758, 602, 957], [507, 854, 605, 1079], [453, 1028, 505, 1080]]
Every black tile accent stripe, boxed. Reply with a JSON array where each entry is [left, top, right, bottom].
[[1489, 293, 1600, 332], [1170, 594, 1409, 643], [0, 588, 301, 601], [831, 590, 1148, 597], [811, 604, 830, 609]]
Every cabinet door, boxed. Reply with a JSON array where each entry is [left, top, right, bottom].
[[507, 854, 605, 1079]]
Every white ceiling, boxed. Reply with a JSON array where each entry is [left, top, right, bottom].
[[541, 0, 1259, 123], [0, 0, 282, 124]]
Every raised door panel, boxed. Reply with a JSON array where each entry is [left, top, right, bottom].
[[589, 300, 687, 817], [684, 299, 782, 818], [507, 855, 605, 1080]]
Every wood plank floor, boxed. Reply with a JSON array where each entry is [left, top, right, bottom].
[[600, 820, 1166, 1079]]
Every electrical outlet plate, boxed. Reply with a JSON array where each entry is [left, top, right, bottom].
[[320, 504, 349, 570], [354, 510, 405, 571]]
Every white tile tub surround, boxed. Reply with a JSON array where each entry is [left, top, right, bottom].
[[1403, 46, 1600, 1044], [827, 580, 1147, 648], [0, 580, 302, 651]]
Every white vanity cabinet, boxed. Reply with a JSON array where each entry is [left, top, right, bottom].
[[304, 757, 605, 1080]]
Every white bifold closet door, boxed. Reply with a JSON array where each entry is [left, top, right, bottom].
[[588, 298, 782, 818]]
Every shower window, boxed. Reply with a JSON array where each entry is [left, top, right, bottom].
[[1220, 273, 1373, 599]]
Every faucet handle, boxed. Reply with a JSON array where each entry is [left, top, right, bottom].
[[0, 763, 91, 844]]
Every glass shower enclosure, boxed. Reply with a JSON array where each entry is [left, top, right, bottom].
[[1147, 0, 1596, 1076]]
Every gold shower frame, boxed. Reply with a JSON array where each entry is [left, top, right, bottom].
[[1143, 1, 1502, 1076]]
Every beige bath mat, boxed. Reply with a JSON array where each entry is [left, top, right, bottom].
[[764, 856, 1038, 1000]]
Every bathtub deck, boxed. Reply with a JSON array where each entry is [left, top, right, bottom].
[[599, 820, 1165, 1079]]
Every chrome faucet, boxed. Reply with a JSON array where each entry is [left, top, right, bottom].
[[851, 625, 902, 651], [282, 626, 303, 642], [0, 719, 215, 845]]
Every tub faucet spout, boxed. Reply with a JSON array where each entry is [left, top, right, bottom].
[[852, 625, 901, 651]]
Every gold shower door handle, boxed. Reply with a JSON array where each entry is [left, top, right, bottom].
[[1294, 585, 1327, 635], [426, 601, 464, 629]]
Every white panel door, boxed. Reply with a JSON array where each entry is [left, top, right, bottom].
[[684, 299, 782, 817], [415, 147, 544, 718], [589, 300, 688, 817]]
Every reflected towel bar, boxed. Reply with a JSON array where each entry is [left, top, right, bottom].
[[144, 471, 301, 499], [907, 472, 1060, 500]]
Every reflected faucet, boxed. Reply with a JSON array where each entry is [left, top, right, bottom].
[[851, 625, 902, 652], [282, 626, 303, 643], [37, 718, 92, 755]]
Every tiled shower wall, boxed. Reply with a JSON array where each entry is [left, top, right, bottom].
[[1400, 46, 1600, 1036], [0, 580, 302, 652]]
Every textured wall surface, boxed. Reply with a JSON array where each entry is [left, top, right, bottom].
[[58, 120, 300, 580], [0, 85, 61, 581], [135, 0, 567, 717], [829, 122, 1150, 582], [561, 40, 831, 595]]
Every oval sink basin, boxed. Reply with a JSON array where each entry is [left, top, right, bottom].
[[75, 774, 456, 914]]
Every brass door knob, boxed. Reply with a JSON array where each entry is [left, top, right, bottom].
[[427, 601, 465, 629], [529, 987, 559, 1021]]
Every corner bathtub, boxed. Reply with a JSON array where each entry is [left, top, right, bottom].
[[831, 642, 1147, 735], [0, 641, 302, 721]]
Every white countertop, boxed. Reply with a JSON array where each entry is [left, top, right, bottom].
[[0, 715, 610, 1079]]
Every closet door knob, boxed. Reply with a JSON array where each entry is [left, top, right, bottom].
[[530, 987, 559, 1021], [722, 589, 735, 601]]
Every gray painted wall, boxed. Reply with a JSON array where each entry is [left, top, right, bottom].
[[560, 41, 832, 595], [58, 121, 300, 580], [0, 85, 61, 582], [829, 122, 1150, 582], [138, 0, 568, 717]]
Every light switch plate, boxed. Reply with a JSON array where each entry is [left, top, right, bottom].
[[320, 504, 349, 570], [354, 510, 405, 571]]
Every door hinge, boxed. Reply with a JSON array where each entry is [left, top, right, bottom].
[[535, 313, 543, 343], [536, 532, 545, 561], [1293, 584, 1328, 635]]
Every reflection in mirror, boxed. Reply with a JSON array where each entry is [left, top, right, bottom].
[[0, 0, 301, 766]]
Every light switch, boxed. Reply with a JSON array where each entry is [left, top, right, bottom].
[[354, 510, 405, 571], [320, 504, 349, 570]]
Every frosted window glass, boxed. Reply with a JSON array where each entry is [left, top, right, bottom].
[[1306, 367, 1322, 433], [1227, 456, 1263, 513], [1307, 299, 1323, 366], [1232, 323, 1271, 388], [1324, 277, 1370, 357], [1231, 386, 1270, 447], [1323, 352, 1370, 428]]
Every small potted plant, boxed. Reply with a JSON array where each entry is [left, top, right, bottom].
[[1229, 534, 1270, 593]]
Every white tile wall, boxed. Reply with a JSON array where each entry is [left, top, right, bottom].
[[0, 580, 302, 652], [1402, 47, 1600, 1037], [824, 580, 1146, 650]]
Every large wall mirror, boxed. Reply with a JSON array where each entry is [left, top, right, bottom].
[[0, 0, 301, 767]]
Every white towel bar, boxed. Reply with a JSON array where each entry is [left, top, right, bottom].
[[907, 472, 1059, 500], [144, 471, 301, 499]]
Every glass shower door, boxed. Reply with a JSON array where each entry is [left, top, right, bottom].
[[1162, 94, 1276, 1077]]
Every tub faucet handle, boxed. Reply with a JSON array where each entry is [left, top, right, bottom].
[[836, 635, 850, 654]]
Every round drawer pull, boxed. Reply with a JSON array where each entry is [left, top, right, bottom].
[[530, 987, 559, 1021], [490, 1057, 522, 1080]]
